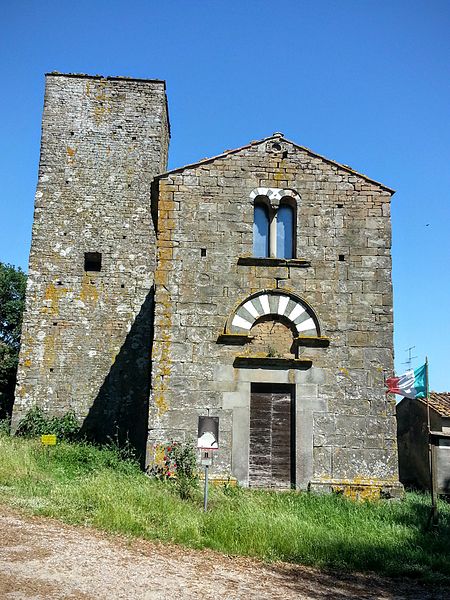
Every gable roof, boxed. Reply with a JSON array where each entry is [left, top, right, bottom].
[[156, 133, 395, 193], [418, 392, 450, 417]]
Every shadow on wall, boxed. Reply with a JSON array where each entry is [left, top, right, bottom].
[[80, 287, 155, 468]]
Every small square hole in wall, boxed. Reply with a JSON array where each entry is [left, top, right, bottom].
[[121, 284, 125, 289], [84, 252, 102, 272], [49, 368, 54, 372], [339, 254, 345, 262], [201, 248, 207, 257], [337, 203, 344, 208], [53, 322, 58, 326]]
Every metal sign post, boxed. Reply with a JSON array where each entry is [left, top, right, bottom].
[[41, 434, 57, 459], [201, 450, 213, 511], [204, 463, 209, 511], [198, 416, 219, 512]]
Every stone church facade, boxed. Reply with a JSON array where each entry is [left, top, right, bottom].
[[13, 73, 402, 496]]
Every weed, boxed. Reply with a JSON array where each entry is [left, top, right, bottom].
[[0, 418, 10, 436], [267, 345, 280, 358], [222, 475, 241, 497]]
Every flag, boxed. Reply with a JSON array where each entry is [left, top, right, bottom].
[[386, 364, 426, 399]]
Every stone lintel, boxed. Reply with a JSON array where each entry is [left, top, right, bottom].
[[237, 256, 311, 268], [233, 356, 312, 370], [216, 333, 253, 345]]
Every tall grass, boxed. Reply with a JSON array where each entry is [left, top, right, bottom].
[[0, 435, 449, 583]]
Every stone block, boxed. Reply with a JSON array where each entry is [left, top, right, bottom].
[[313, 446, 332, 477]]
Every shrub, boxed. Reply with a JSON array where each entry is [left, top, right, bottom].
[[47, 411, 80, 441], [15, 406, 48, 438], [16, 406, 80, 441], [0, 418, 10, 437], [148, 439, 199, 500]]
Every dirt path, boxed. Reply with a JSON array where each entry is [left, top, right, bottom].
[[0, 506, 445, 600]]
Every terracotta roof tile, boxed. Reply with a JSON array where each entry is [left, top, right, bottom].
[[418, 392, 450, 417]]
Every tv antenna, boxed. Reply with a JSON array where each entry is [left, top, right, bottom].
[[402, 346, 417, 370]]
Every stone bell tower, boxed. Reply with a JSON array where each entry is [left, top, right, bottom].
[[13, 73, 169, 459]]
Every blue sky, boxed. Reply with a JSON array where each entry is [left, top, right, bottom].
[[1, 1, 449, 390]]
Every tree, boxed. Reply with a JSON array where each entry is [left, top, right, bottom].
[[0, 262, 27, 419]]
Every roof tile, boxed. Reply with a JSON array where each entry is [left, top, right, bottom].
[[418, 392, 450, 417]]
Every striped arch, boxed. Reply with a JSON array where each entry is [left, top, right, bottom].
[[249, 187, 300, 202], [228, 291, 320, 337]]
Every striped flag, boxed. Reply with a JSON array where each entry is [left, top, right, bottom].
[[386, 364, 426, 399]]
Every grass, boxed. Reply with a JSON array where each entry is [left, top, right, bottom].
[[0, 434, 449, 584]]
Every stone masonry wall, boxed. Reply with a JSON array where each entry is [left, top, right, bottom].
[[14, 74, 169, 459], [149, 135, 400, 491]]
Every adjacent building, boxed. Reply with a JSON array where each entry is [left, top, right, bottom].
[[397, 392, 450, 493]]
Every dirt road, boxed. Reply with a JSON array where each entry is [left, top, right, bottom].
[[0, 507, 445, 599]]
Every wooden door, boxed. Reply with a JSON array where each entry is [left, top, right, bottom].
[[249, 383, 294, 488]]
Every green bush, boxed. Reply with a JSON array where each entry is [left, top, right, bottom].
[[0, 418, 10, 436], [148, 439, 199, 500], [47, 411, 80, 441], [16, 406, 80, 441]]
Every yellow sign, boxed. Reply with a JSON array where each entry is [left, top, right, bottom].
[[41, 434, 57, 446]]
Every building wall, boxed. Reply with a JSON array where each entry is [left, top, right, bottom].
[[436, 428, 450, 494], [396, 398, 434, 490], [397, 399, 450, 493], [13, 74, 169, 459], [149, 137, 401, 494]]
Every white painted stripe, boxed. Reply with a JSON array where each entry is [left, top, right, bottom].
[[250, 187, 269, 199], [269, 188, 283, 200], [243, 300, 260, 319], [296, 318, 316, 333], [259, 294, 270, 314], [277, 295, 290, 316], [251, 187, 301, 201], [287, 303, 305, 321], [232, 315, 252, 330]]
